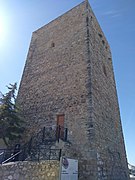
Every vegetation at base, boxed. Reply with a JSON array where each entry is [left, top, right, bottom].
[[0, 83, 25, 147]]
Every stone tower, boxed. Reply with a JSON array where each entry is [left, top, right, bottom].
[[17, 1, 129, 179]]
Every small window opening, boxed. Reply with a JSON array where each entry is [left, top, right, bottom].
[[87, 29, 89, 36], [98, 33, 103, 38], [102, 40, 105, 45], [103, 65, 107, 76], [86, 17, 89, 25], [90, 124, 93, 128], [51, 42, 55, 47]]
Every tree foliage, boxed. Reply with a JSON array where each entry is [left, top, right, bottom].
[[0, 83, 25, 146]]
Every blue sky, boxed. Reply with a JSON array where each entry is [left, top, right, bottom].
[[0, 0, 135, 165]]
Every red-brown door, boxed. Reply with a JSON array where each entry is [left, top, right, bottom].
[[57, 115, 64, 127], [57, 115, 64, 139]]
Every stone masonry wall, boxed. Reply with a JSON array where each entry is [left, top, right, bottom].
[[17, 2, 90, 145], [17, 2, 98, 179], [17, 1, 129, 179], [86, 2, 129, 179], [0, 160, 60, 180], [17, 0, 95, 163]]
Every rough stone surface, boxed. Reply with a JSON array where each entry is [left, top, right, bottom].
[[17, 1, 129, 179], [0, 161, 59, 180]]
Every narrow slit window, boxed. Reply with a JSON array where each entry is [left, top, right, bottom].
[[51, 42, 55, 47], [103, 65, 107, 76], [102, 40, 105, 45], [98, 33, 102, 38]]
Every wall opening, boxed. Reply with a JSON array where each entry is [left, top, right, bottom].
[[98, 33, 103, 38], [102, 40, 105, 45], [103, 64, 107, 76], [51, 42, 55, 47], [86, 17, 89, 26]]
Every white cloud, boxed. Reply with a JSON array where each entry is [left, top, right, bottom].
[[101, 10, 122, 18]]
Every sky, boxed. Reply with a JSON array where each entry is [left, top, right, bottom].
[[0, 0, 135, 165]]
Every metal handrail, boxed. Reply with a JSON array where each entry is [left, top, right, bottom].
[[129, 163, 135, 176], [129, 163, 135, 169], [0, 152, 4, 156], [2, 150, 22, 164], [0, 125, 67, 164]]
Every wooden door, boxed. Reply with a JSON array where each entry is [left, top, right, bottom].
[[57, 115, 64, 127], [57, 115, 64, 139]]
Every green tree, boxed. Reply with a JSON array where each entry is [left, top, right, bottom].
[[0, 83, 25, 146]]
